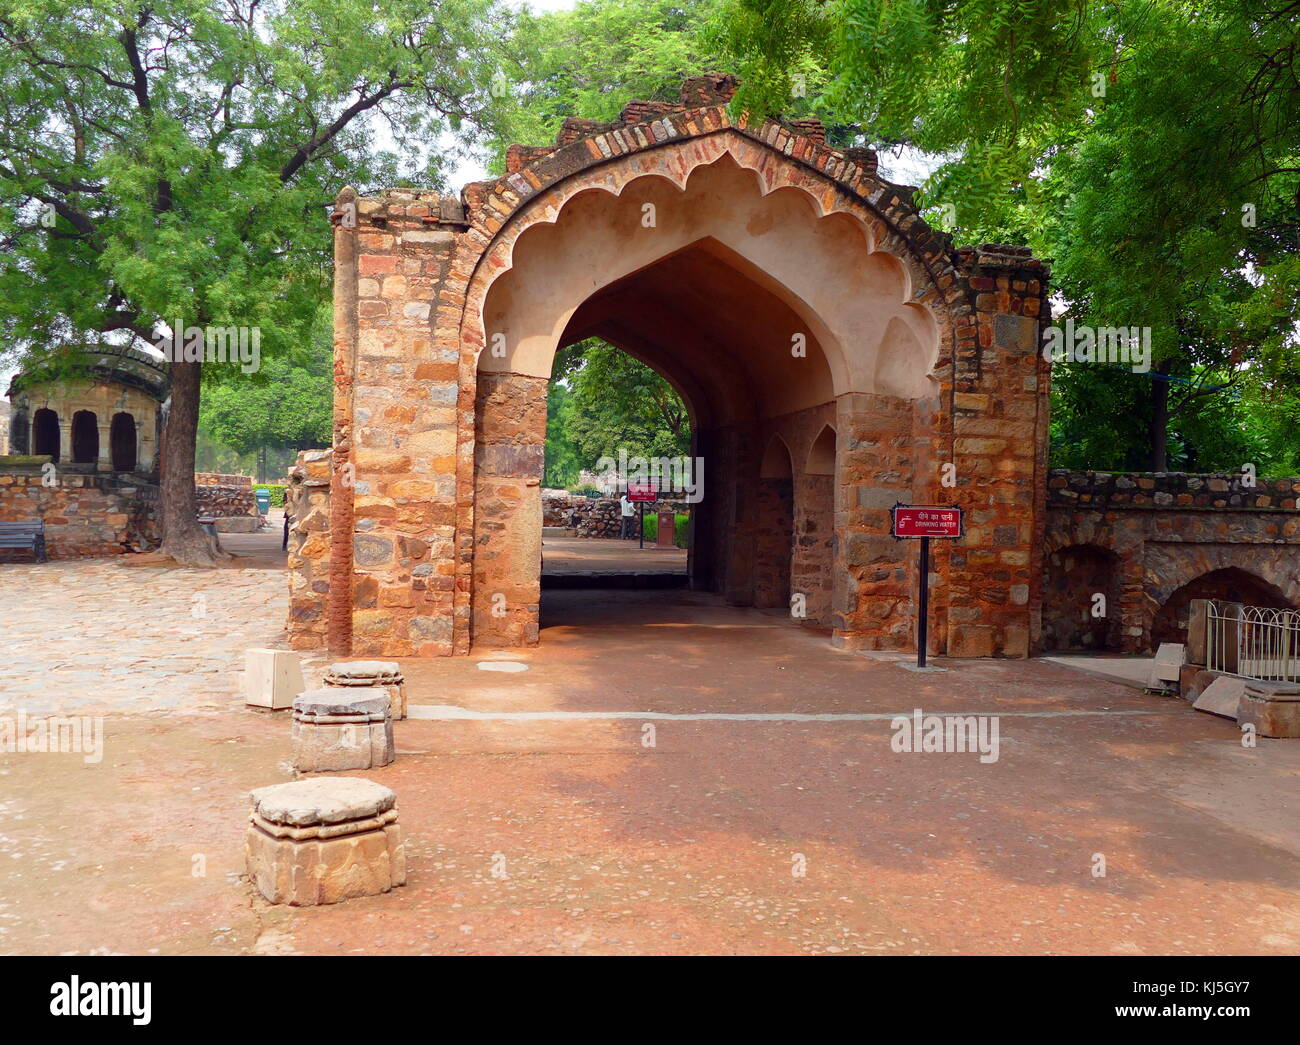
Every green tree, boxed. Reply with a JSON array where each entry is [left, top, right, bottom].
[[200, 306, 333, 478], [0, 0, 506, 562], [543, 379, 582, 487], [489, 0, 722, 163], [553, 339, 691, 469], [711, 0, 1300, 472]]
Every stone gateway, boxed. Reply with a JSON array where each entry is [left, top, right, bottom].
[[288, 76, 1052, 660]]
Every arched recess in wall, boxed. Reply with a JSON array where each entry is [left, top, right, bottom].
[[760, 435, 794, 478], [71, 410, 98, 464], [755, 434, 795, 609], [806, 425, 836, 476], [32, 408, 59, 463], [110, 412, 137, 472], [1041, 543, 1123, 651], [1152, 567, 1292, 648]]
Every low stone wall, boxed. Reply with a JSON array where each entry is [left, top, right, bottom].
[[0, 470, 159, 558], [285, 449, 332, 650], [542, 492, 689, 538], [194, 472, 257, 519], [195, 471, 252, 487], [1044, 469, 1300, 652], [1048, 469, 1299, 509]]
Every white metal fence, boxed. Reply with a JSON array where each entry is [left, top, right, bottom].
[[1205, 602, 1300, 683]]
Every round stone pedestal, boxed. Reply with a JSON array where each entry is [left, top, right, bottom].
[[291, 688, 394, 772], [324, 660, 407, 720], [245, 777, 406, 906]]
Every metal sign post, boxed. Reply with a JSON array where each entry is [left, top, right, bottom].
[[891, 505, 965, 669], [627, 482, 657, 549]]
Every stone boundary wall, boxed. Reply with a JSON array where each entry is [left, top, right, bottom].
[[195, 472, 252, 487], [542, 492, 690, 537], [0, 470, 159, 558], [194, 482, 257, 519], [1047, 469, 1298, 510], [1044, 469, 1300, 651]]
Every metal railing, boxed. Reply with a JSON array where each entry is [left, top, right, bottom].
[[1205, 602, 1300, 683]]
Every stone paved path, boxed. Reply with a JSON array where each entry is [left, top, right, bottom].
[[0, 557, 299, 715]]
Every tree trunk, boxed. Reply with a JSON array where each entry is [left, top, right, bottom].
[[1147, 363, 1170, 472], [159, 358, 226, 565]]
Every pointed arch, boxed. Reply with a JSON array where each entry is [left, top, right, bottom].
[[806, 425, 836, 476]]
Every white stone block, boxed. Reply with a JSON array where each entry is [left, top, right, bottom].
[[1148, 642, 1185, 687], [244, 648, 306, 710]]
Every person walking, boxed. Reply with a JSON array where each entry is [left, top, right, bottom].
[[619, 492, 637, 539]]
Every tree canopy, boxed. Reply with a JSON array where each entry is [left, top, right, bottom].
[[711, 0, 1300, 472], [0, 0, 508, 560]]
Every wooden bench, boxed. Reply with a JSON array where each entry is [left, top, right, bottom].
[[0, 521, 48, 562]]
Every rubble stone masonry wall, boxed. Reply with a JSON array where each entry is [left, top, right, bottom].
[[1044, 469, 1300, 651]]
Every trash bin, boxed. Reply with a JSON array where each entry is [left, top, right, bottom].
[[254, 487, 271, 515], [656, 510, 676, 549]]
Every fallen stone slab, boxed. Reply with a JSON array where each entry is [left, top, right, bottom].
[[245, 777, 405, 906], [213, 516, 261, 533], [1192, 676, 1246, 720], [1239, 681, 1300, 739], [291, 688, 394, 772]]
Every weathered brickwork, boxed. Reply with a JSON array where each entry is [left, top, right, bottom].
[[1045, 469, 1300, 651], [292, 76, 1055, 659]]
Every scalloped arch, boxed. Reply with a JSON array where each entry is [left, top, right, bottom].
[[470, 141, 951, 404]]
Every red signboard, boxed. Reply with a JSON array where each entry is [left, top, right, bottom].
[[626, 482, 658, 502], [892, 505, 964, 539]]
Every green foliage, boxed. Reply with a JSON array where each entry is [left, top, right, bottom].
[[550, 339, 692, 470], [0, 0, 510, 539], [544, 380, 582, 487], [489, 0, 723, 161], [712, 0, 1300, 473], [199, 306, 332, 455]]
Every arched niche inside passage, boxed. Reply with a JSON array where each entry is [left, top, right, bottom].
[[806, 425, 837, 476], [477, 151, 942, 407], [760, 435, 795, 479]]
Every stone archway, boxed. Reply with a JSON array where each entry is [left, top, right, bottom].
[[304, 76, 1052, 660]]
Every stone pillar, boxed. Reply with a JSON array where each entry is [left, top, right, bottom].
[[943, 246, 1052, 657], [328, 186, 358, 656], [335, 188, 464, 657], [96, 421, 112, 472], [832, 392, 914, 651], [471, 372, 547, 646]]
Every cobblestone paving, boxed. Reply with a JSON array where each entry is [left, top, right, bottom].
[[0, 558, 300, 715]]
